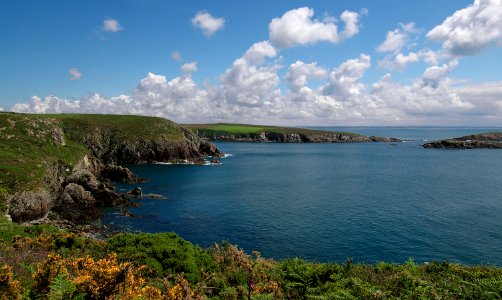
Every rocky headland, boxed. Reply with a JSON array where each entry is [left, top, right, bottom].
[[422, 132, 502, 149], [186, 124, 401, 143], [0, 113, 222, 230]]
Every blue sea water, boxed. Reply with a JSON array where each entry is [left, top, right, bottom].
[[104, 127, 502, 265]]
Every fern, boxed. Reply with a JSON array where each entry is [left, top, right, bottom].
[[48, 273, 76, 300], [251, 293, 275, 300], [460, 276, 502, 299]]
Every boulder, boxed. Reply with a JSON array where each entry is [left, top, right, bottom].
[[127, 187, 142, 198], [8, 190, 52, 223], [53, 183, 99, 223], [101, 165, 144, 183]]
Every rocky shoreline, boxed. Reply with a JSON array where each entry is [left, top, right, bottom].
[[422, 132, 502, 149], [3, 114, 223, 234], [197, 131, 402, 143]]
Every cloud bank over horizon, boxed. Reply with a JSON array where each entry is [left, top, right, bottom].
[[9, 2, 502, 126]]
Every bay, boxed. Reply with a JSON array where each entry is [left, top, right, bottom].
[[104, 127, 502, 265]]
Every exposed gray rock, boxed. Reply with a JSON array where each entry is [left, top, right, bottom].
[[102, 165, 144, 184], [53, 183, 98, 223], [8, 190, 52, 223], [423, 132, 502, 149]]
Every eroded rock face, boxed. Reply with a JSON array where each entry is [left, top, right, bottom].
[[82, 125, 223, 165], [101, 165, 144, 184], [201, 131, 401, 143], [5, 117, 223, 225], [422, 132, 502, 149], [422, 140, 502, 149], [8, 190, 52, 223], [53, 183, 98, 223]]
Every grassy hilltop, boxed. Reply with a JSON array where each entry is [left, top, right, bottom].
[[1, 113, 501, 299], [0, 113, 185, 195]]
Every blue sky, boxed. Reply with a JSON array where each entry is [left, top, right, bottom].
[[1, 0, 501, 125]]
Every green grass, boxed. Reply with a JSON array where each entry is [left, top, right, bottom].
[[0, 214, 60, 245], [185, 123, 363, 137], [0, 112, 88, 194], [0, 112, 190, 203], [209, 124, 265, 134], [43, 113, 186, 142]]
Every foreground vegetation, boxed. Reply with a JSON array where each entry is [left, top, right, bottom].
[[1, 220, 501, 299]]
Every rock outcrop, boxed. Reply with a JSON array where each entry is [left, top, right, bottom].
[[4, 114, 223, 226], [422, 132, 502, 149], [201, 131, 401, 143]]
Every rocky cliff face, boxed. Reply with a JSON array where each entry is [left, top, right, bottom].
[[4, 114, 223, 225], [422, 132, 502, 149], [201, 131, 401, 143]]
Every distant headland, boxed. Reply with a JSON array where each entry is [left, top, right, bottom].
[[185, 123, 402, 143]]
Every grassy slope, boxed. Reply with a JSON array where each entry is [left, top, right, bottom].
[[0, 113, 186, 203], [185, 123, 362, 137], [46, 114, 185, 143]]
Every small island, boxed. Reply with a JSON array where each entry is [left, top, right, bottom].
[[422, 132, 502, 149], [185, 123, 402, 143]]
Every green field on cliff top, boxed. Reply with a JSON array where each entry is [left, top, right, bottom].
[[185, 123, 361, 136]]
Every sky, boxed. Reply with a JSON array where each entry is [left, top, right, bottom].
[[1, 0, 502, 126]]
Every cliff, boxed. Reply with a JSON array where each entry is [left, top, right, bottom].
[[0, 112, 222, 225], [422, 132, 502, 149], [186, 123, 401, 143]]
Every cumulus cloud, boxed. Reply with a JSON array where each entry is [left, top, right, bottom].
[[421, 59, 459, 88], [171, 51, 183, 62], [427, 0, 502, 56], [0, 107, 4, 112], [377, 23, 422, 71], [68, 68, 82, 80], [10, 6, 502, 126], [285, 61, 327, 92], [269, 7, 362, 48], [243, 41, 277, 65], [191, 11, 225, 37], [181, 62, 198, 74], [103, 18, 123, 33], [322, 54, 371, 98], [377, 23, 416, 53], [379, 52, 420, 71], [10, 54, 501, 126]]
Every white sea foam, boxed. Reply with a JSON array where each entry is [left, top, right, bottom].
[[224, 153, 233, 158], [155, 160, 195, 165]]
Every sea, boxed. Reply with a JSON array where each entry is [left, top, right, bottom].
[[103, 127, 502, 265]]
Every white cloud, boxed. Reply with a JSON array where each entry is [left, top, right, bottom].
[[0, 107, 4, 112], [243, 41, 277, 65], [191, 11, 225, 37], [171, 51, 182, 62], [421, 59, 459, 88], [377, 23, 422, 70], [103, 18, 123, 33], [378, 29, 407, 53], [181, 62, 198, 74], [340, 10, 361, 38], [322, 54, 371, 98], [427, 0, 502, 56], [379, 52, 420, 71], [269, 7, 362, 49], [11, 56, 502, 126], [68, 68, 82, 81], [285, 61, 327, 92], [9, 7, 502, 126]]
